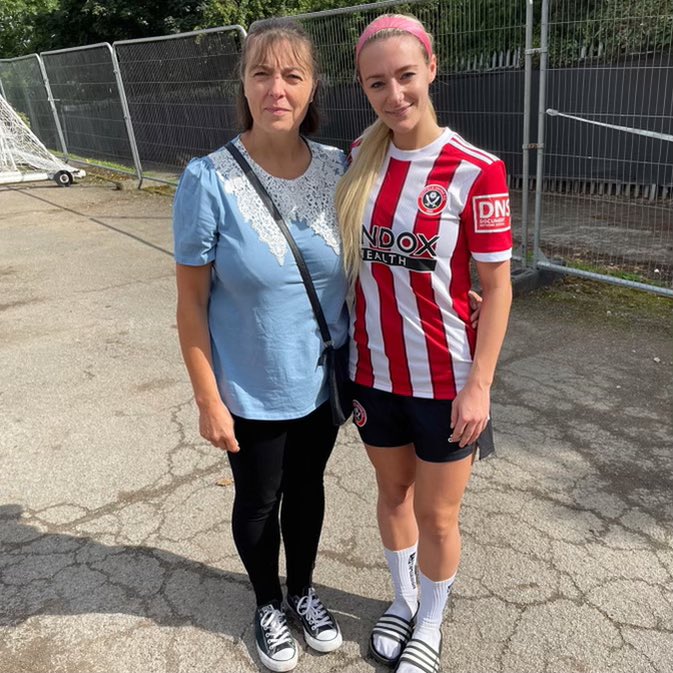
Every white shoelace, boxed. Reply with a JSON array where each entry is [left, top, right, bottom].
[[294, 589, 332, 630], [259, 606, 294, 651]]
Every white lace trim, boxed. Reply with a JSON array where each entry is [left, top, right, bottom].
[[209, 137, 345, 265]]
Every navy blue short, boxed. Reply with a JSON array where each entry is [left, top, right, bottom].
[[351, 384, 495, 463]]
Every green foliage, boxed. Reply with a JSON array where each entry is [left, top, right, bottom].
[[31, 0, 213, 52], [0, 0, 57, 57], [197, 0, 362, 30], [1, 0, 672, 61], [549, 0, 673, 66], [15, 109, 32, 128]]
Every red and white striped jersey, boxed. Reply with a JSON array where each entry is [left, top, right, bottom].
[[349, 127, 512, 400]]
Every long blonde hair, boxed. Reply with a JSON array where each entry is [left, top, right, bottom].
[[335, 15, 435, 289]]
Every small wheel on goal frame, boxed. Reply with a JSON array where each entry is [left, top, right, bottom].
[[54, 170, 74, 187]]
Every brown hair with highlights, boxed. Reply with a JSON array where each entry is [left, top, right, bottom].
[[237, 18, 321, 135]]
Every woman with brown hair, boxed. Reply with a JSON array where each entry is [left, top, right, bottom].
[[172, 18, 346, 672]]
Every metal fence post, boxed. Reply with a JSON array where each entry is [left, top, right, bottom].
[[36, 54, 69, 160], [108, 44, 143, 186], [533, 0, 550, 267], [520, 0, 535, 267]]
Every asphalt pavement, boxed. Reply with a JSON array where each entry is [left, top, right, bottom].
[[1, 178, 671, 673]]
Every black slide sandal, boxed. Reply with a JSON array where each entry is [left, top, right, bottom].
[[368, 612, 414, 667]]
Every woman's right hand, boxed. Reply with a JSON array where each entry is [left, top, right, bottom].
[[198, 400, 240, 453]]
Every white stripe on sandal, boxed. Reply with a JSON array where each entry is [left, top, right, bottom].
[[372, 614, 414, 644], [396, 637, 442, 673]]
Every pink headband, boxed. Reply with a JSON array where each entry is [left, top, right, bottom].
[[355, 16, 433, 61]]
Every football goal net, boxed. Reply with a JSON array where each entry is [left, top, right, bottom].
[[0, 94, 85, 186]]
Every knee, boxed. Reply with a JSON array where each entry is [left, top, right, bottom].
[[234, 489, 280, 520], [377, 478, 414, 511], [414, 506, 460, 542]]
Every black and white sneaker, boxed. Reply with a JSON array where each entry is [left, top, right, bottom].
[[285, 587, 343, 653], [254, 601, 299, 672]]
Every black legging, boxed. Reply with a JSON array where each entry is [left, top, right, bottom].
[[227, 401, 338, 606]]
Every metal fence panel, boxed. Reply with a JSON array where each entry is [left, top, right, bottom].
[[536, 0, 673, 292], [114, 26, 246, 182], [40, 44, 136, 172], [0, 55, 61, 152]]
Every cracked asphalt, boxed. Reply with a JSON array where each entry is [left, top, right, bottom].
[[1, 179, 672, 673]]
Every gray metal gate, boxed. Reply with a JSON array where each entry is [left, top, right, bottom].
[[39, 43, 142, 178], [531, 0, 673, 297]]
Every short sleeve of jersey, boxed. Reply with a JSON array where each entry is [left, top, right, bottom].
[[172, 157, 223, 266], [461, 160, 513, 263]]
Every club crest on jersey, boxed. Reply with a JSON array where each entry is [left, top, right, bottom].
[[352, 400, 367, 427], [418, 184, 448, 216], [473, 194, 511, 233]]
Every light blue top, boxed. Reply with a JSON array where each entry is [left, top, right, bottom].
[[173, 136, 349, 420]]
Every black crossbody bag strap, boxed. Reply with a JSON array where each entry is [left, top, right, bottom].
[[225, 140, 334, 351]]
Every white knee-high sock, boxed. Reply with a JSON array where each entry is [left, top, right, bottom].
[[396, 570, 455, 673], [371, 543, 418, 659], [417, 570, 454, 630], [384, 544, 419, 618]]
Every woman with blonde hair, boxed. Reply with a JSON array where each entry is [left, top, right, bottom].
[[336, 14, 513, 673]]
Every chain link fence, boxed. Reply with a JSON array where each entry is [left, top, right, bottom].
[[0, 55, 63, 152], [1, 0, 671, 296], [114, 26, 245, 183], [40, 43, 140, 176], [535, 0, 673, 292]]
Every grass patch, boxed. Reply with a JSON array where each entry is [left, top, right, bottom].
[[525, 275, 673, 337], [562, 258, 671, 287], [142, 183, 176, 197]]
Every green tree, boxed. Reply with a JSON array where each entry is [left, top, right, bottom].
[[3, 0, 672, 61], [33, 0, 215, 52], [0, 0, 57, 58]]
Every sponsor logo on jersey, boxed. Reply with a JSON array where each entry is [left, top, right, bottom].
[[361, 226, 439, 271], [353, 400, 367, 427], [473, 194, 511, 233], [418, 184, 448, 215]]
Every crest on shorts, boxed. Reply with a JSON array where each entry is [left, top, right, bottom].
[[418, 184, 448, 216], [352, 400, 367, 427]]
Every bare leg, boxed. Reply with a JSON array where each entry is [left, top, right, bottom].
[[365, 443, 418, 550], [366, 444, 419, 661], [414, 453, 474, 580], [396, 453, 474, 672]]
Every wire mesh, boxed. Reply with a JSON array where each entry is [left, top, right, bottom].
[[114, 27, 245, 182], [40, 44, 136, 172], [539, 0, 673, 289], [0, 55, 61, 152]]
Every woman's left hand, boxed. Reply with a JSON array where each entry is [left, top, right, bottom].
[[450, 382, 490, 448]]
